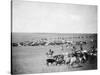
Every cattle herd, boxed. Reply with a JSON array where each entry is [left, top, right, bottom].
[[46, 48, 97, 67], [12, 37, 97, 68]]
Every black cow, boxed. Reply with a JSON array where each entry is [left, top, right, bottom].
[[46, 59, 57, 66]]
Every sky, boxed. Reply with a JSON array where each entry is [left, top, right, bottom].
[[12, 0, 97, 33]]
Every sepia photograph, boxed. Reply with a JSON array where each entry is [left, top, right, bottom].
[[11, 0, 97, 74]]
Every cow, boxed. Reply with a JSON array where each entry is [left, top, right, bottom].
[[12, 43, 18, 47], [63, 52, 78, 66], [53, 54, 65, 65], [73, 50, 89, 63], [46, 59, 57, 66], [46, 54, 65, 66], [64, 55, 70, 64], [69, 56, 78, 66]]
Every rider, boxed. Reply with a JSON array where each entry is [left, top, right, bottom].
[[49, 49, 52, 53], [48, 49, 54, 57]]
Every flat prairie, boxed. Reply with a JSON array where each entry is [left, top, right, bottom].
[[11, 33, 97, 74]]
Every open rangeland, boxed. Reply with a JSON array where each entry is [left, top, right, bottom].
[[12, 44, 97, 74]]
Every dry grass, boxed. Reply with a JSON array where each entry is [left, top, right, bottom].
[[12, 44, 97, 74]]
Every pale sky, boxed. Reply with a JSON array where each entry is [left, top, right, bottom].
[[12, 0, 97, 33]]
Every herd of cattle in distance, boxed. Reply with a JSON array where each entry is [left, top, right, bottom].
[[12, 38, 89, 47]]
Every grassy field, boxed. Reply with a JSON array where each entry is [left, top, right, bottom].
[[12, 46, 97, 74], [12, 33, 97, 74]]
